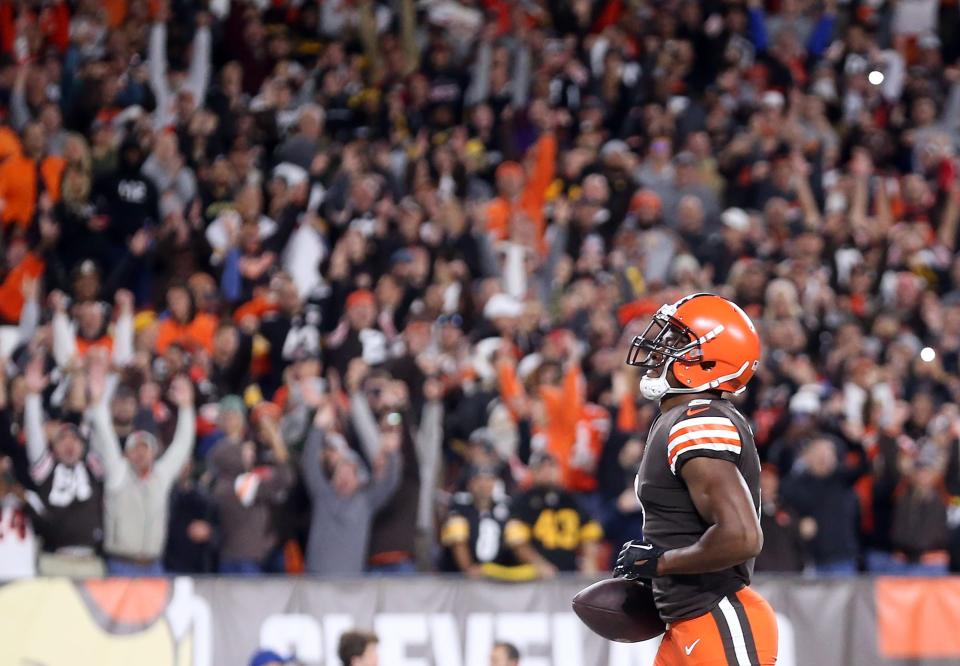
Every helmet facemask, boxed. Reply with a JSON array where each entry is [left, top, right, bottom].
[[627, 312, 703, 400], [626, 313, 703, 369]]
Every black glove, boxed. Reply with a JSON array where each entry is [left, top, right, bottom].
[[613, 540, 665, 580]]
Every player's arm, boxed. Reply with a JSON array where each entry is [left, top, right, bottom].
[[657, 457, 762, 575]]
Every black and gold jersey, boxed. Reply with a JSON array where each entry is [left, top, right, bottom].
[[440, 493, 517, 570], [635, 397, 761, 623], [504, 486, 603, 571]]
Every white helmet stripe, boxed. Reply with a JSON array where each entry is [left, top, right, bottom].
[[696, 325, 725, 345], [659, 361, 751, 397]]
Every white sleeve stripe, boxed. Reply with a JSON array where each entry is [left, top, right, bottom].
[[669, 416, 736, 433], [669, 443, 742, 474], [668, 430, 742, 451], [30, 452, 53, 483], [670, 441, 742, 460], [670, 426, 738, 437]]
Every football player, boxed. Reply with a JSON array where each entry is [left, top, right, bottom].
[[613, 293, 777, 666]]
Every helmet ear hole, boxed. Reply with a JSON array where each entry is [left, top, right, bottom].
[[700, 361, 716, 371]]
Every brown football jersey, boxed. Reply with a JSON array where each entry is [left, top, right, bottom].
[[634, 397, 762, 623]]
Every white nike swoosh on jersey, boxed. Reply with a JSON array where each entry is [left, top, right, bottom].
[[684, 639, 701, 655]]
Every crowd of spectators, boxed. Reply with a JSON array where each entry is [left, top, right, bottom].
[[0, 0, 960, 580]]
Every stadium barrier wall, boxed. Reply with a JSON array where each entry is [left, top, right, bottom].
[[2, 575, 959, 665]]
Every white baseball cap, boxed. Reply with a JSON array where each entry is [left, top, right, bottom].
[[721, 207, 750, 232], [484, 294, 524, 319]]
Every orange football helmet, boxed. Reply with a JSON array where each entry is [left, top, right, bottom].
[[626, 293, 761, 400]]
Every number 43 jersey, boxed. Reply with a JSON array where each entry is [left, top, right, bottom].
[[635, 398, 762, 623], [504, 486, 603, 571]]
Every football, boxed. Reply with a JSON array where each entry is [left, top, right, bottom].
[[572, 577, 667, 643]]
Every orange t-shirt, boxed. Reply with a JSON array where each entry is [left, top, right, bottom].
[[42, 156, 65, 202], [485, 133, 557, 253], [498, 360, 604, 491], [104, 0, 127, 28], [565, 403, 610, 493], [0, 252, 44, 323], [234, 295, 276, 323], [76, 335, 114, 358], [154, 313, 218, 355], [0, 153, 65, 229], [616, 389, 637, 433]]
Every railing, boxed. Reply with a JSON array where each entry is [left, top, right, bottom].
[[1, 575, 958, 665]]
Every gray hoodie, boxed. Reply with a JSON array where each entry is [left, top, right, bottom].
[[300, 428, 401, 575]]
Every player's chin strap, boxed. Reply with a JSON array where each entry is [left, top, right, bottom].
[[638, 360, 674, 400], [638, 359, 751, 400]]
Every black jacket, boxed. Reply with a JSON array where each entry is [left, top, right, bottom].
[[781, 470, 861, 564]]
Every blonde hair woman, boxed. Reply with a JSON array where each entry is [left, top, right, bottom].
[[59, 133, 93, 209]]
